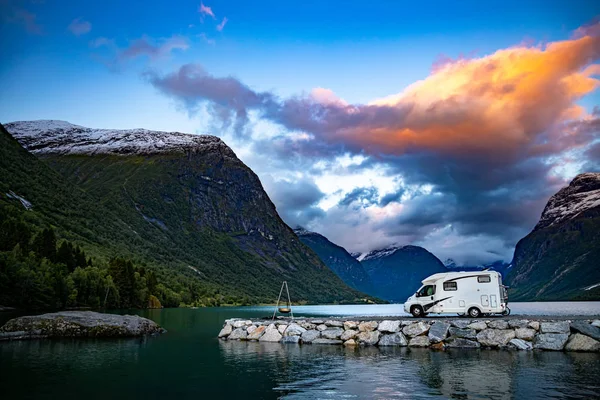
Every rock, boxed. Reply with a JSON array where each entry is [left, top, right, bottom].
[[528, 321, 540, 331], [325, 320, 344, 327], [228, 328, 247, 340], [430, 342, 445, 350], [281, 335, 300, 344], [317, 324, 328, 331], [340, 329, 358, 341], [451, 320, 470, 329], [0, 311, 164, 339], [312, 320, 324, 324], [570, 321, 600, 341], [358, 321, 378, 332], [403, 322, 430, 337], [508, 320, 529, 329], [401, 320, 414, 326], [515, 328, 536, 341], [277, 325, 287, 334], [408, 335, 430, 347], [301, 330, 320, 343], [476, 329, 515, 347], [247, 325, 266, 340], [564, 333, 600, 352], [591, 320, 600, 328], [378, 332, 408, 346], [357, 331, 380, 346], [534, 333, 569, 350], [232, 320, 252, 329], [312, 338, 343, 345], [488, 320, 509, 330], [509, 338, 533, 350], [246, 325, 257, 335], [378, 320, 401, 333], [448, 327, 477, 340], [540, 321, 570, 334], [321, 328, 344, 340], [343, 339, 357, 346], [445, 338, 480, 348], [300, 322, 316, 330], [259, 326, 282, 342], [343, 321, 359, 330], [218, 324, 233, 338], [467, 321, 487, 331], [284, 323, 307, 336], [428, 322, 450, 343]]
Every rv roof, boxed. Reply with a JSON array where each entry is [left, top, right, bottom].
[[421, 271, 499, 285]]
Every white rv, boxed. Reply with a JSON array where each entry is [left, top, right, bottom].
[[403, 271, 509, 318]]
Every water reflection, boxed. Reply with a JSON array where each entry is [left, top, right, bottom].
[[219, 341, 600, 399]]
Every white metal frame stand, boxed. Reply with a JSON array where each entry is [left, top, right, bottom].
[[272, 281, 294, 321]]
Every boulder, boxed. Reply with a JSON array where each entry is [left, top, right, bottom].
[[247, 325, 266, 340], [0, 311, 164, 339], [570, 321, 600, 341], [428, 322, 450, 343], [312, 320, 324, 324], [284, 323, 307, 336], [528, 321, 540, 331], [218, 324, 233, 338], [591, 320, 600, 328], [358, 321, 378, 332], [259, 326, 282, 342], [246, 325, 257, 335], [357, 331, 380, 346], [228, 328, 247, 340], [232, 320, 252, 329], [316, 324, 328, 331], [509, 338, 533, 350], [514, 328, 536, 341], [403, 322, 430, 337], [343, 339, 357, 346], [564, 333, 600, 352], [448, 327, 477, 340], [378, 332, 408, 347], [300, 322, 317, 330], [488, 320, 509, 330], [508, 320, 529, 329], [430, 342, 445, 350], [451, 320, 470, 329], [277, 325, 287, 334], [540, 321, 570, 334], [378, 320, 401, 333], [343, 321, 359, 330], [325, 320, 344, 327], [321, 328, 344, 340], [467, 321, 487, 331], [408, 335, 430, 347], [445, 338, 480, 348], [476, 329, 515, 347], [281, 335, 300, 344], [301, 330, 320, 343], [312, 338, 343, 345], [340, 329, 358, 341], [534, 333, 569, 350]]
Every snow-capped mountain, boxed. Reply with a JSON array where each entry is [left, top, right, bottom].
[[358, 245, 409, 262], [535, 173, 600, 230], [5, 120, 227, 156]]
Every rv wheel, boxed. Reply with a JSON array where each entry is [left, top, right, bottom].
[[468, 307, 481, 318], [410, 305, 424, 317], [502, 307, 511, 316]]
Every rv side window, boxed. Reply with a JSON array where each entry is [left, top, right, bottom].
[[443, 282, 457, 291], [478, 275, 491, 283]]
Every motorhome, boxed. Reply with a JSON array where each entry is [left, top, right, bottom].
[[403, 271, 509, 318]]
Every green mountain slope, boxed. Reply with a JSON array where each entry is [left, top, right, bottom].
[[4, 120, 369, 305], [506, 173, 600, 301]]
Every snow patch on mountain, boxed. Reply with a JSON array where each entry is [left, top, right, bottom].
[[536, 173, 600, 230], [5, 120, 229, 156], [360, 245, 408, 262]]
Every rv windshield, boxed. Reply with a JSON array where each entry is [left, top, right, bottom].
[[416, 285, 435, 297]]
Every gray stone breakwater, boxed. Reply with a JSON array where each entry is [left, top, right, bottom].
[[219, 317, 600, 352]]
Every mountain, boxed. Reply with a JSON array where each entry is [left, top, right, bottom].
[[359, 245, 447, 302], [506, 173, 600, 301], [3, 120, 368, 305], [293, 227, 375, 295], [444, 258, 511, 275]]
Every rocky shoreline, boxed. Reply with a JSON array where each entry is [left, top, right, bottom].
[[0, 311, 165, 340], [218, 317, 600, 352]]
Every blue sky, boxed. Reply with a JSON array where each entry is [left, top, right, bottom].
[[1, 0, 599, 264]]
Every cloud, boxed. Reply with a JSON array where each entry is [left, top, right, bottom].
[[198, 32, 215, 46], [68, 18, 91, 36], [198, 2, 215, 20], [216, 17, 228, 32], [3, 5, 42, 34], [261, 176, 326, 227], [119, 35, 189, 62]]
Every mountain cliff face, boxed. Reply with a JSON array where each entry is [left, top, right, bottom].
[[293, 228, 374, 295], [506, 173, 600, 301], [358, 245, 447, 302], [4, 120, 366, 304], [444, 258, 511, 275]]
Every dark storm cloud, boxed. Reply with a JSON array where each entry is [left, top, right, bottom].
[[261, 176, 326, 227], [338, 187, 379, 207]]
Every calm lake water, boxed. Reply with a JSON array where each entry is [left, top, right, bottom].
[[1, 302, 599, 399]]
